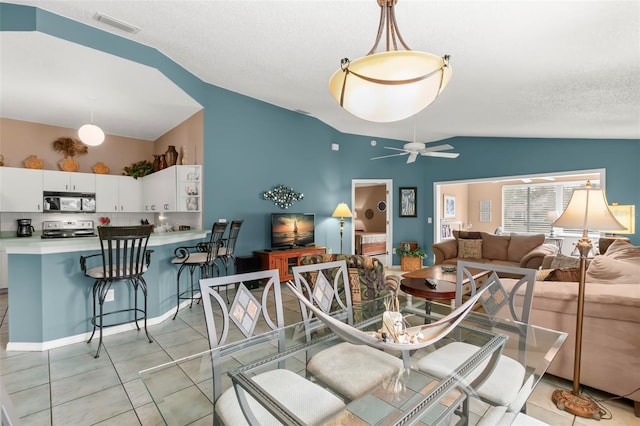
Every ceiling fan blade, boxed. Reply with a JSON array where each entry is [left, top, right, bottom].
[[407, 152, 418, 163], [422, 144, 454, 152], [422, 151, 460, 159], [371, 152, 409, 160], [383, 146, 410, 153]]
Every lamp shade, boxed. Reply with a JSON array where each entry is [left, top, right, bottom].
[[78, 124, 105, 146], [553, 185, 625, 232], [332, 202, 353, 218], [329, 51, 452, 123], [602, 205, 635, 234]]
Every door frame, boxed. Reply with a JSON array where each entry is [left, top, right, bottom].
[[351, 179, 393, 266]]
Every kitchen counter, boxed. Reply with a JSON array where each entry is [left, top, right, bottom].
[[0, 229, 208, 254], [3, 229, 210, 351]]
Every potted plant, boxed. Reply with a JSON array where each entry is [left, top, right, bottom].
[[52, 136, 88, 172], [397, 244, 427, 272]]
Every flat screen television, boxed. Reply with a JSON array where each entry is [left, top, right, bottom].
[[271, 213, 315, 249]]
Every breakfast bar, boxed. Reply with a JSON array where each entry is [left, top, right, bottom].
[[0, 229, 208, 351]]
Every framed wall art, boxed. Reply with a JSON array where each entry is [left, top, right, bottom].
[[443, 195, 456, 218], [399, 187, 417, 217]]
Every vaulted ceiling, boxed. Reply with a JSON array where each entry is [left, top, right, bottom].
[[2, 1, 639, 143]]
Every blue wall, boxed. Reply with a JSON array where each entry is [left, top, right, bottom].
[[3, 3, 638, 264]]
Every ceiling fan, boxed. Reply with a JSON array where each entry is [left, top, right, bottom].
[[371, 141, 460, 164]]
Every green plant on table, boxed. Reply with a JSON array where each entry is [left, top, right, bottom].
[[396, 246, 427, 258]]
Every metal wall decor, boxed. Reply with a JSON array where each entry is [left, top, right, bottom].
[[262, 185, 304, 209]]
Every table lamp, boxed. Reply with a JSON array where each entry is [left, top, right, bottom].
[[551, 181, 624, 419], [332, 202, 353, 254]]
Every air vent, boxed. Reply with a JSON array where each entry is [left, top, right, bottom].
[[93, 12, 140, 34]]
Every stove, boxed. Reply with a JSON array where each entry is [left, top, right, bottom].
[[41, 220, 96, 239]]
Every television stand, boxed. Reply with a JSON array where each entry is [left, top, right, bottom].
[[254, 246, 326, 281]]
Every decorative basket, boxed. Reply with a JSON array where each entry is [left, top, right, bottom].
[[401, 256, 422, 272]]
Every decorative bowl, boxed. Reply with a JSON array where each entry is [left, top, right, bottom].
[[441, 266, 456, 273]]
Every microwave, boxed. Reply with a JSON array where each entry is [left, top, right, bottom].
[[43, 192, 96, 213]]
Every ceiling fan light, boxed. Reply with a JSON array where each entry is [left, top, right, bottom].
[[78, 123, 105, 146]]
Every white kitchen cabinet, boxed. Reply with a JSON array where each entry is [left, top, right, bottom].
[[96, 175, 142, 212], [118, 176, 142, 212], [141, 165, 201, 213], [43, 170, 95, 192], [0, 167, 44, 212], [142, 167, 176, 212]]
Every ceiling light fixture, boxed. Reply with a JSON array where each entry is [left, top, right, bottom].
[[78, 110, 105, 146], [329, 0, 452, 123]]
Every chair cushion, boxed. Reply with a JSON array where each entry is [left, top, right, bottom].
[[417, 341, 526, 406], [307, 342, 404, 400], [171, 252, 210, 264], [86, 264, 147, 278], [215, 369, 345, 426]]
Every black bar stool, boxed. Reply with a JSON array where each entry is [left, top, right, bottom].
[[80, 225, 153, 358], [171, 221, 227, 319], [218, 220, 243, 275]]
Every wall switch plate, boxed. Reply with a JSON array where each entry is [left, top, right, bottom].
[[105, 289, 115, 302], [219, 218, 227, 223], [427, 217, 432, 224]]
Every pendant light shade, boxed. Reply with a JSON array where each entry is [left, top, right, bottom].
[[78, 123, 105, 146], [329, 0, 451, 123]]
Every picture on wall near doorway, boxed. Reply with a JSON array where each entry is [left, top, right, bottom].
[[444, 194, 456, 218], [480, 199, 492, 222], [399, 187, 417, 217]]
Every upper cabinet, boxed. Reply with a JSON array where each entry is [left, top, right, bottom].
[[43, 170, 95, 193], [0, 167, 44, 212], [95, 175, 142, 213], [142, 165, 201, 213]]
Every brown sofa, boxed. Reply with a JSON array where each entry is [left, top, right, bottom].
[[432, 231, 557, 271], [503, 239, 640, 416]]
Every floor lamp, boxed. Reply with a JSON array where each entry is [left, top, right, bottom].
[[550, 181, 624, 419], [332, 202, 352, 254]]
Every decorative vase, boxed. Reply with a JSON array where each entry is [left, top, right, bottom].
[[159, 153, 167, 170], [152, 155, 161, 172], [59, 156, 79, 172], [24, 155, 44, 169], [165, 145, 178, 167], [92, 162, 109, 174], [180, 145, 189, 165]]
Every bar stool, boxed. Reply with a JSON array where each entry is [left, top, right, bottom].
[[80, 225, 153, 358], [171, 221, 227, 319], [217, 219, 243, 275]]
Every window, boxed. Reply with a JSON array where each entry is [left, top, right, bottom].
[[502, 181, 599, 235]]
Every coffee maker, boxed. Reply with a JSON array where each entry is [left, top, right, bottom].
[[16, 219, 35, 237]]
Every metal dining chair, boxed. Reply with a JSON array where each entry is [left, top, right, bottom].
[[171, 221, 227, 319], [199, 269, 345, 425], [291, 260, 405, 401], [217, 219, 243, 275], [80, 225, 153, 358]]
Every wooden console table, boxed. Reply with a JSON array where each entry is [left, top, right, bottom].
[[254, 246, 326, 281]]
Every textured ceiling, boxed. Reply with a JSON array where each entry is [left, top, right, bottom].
[[1, 0, 639, 143]]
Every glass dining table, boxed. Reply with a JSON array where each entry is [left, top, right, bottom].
[[139, 297, 566, 425]]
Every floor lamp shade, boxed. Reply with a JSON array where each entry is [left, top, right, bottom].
[[550, 182, 623, 419], [332, 203, 352, 254]]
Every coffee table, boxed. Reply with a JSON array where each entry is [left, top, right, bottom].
[[400, 265, 490, 313]]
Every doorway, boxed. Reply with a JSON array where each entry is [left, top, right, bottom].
[[351, 179, 393, 266]]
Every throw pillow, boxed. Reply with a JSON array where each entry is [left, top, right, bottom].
[[507, 233, 546, 262], [550, 253, 581, 269], [603, 239, 640, 261], [536, 269, 554, 281], [586, 254, 640, 284], [481, 233, 509, 260], [548, 268, 581, 282], [458, 239, 483, 259]]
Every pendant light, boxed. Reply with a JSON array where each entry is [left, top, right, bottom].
[[329, 0, 452, 123], [78, 108, 105, 146]]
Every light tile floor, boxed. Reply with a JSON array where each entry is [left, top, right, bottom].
[[0, 289, 637, 425]]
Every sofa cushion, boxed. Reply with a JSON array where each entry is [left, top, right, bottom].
[[550, 253, 581, 269], [507, 233, 545, 262], [603, 239, 640, 261], [458, 239, 483, 259], [586, 254, 640, 285], [481, 233, 510, 261], [453, 230, 482, 239]]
